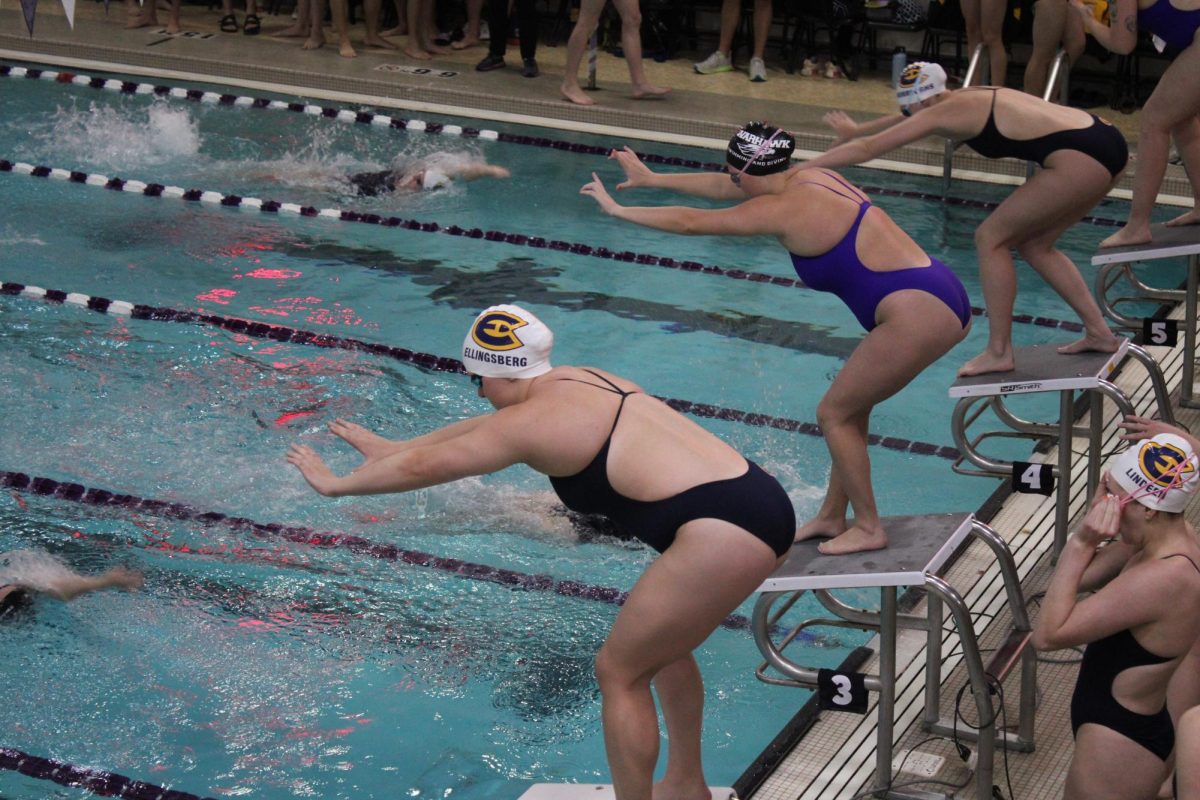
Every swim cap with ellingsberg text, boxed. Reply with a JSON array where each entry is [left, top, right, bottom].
[[461, 304, 554, 379]]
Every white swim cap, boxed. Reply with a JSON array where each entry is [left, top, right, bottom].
[[422, 167, 450, 190], [1111, 433, 1200, 513], [462, 304, 554, 379], [896, 62, 947, 113]]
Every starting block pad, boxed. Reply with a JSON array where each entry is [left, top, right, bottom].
[[519, 785, 735, 800], [948, 339, 1129, 398]]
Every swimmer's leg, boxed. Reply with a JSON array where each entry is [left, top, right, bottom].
[[817, 291, 966, 555]]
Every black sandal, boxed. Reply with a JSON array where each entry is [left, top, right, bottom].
[[243, 13, 260, 34], [219, 13, 238, 32]]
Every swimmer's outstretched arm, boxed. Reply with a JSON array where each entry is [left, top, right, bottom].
[[39, 566, 143, 602], [823, 110, 908, 143], [804, 101, 967, 171], [580, 173, 784, 236], [607, 146, 744, 201], [289, 409, 529, 497], [449, 163, 511, 182]]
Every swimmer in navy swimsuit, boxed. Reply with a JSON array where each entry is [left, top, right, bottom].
[[1034, 433, 1200, 799], [582, 122, 970, 556], [288, 303, 795, 800], [812, 62, 1125, 377], [1072, 0, 1200, 247]]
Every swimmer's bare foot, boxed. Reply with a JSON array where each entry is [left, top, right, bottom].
[[1166, 208, 1200, 228], [338, 39, 357, 58], [451, 35, 480, 49], [404, 44, 433, 59], [381, 25, 406, 37], [652, 777, 712, 800], [302, 34, 325, 49], [329, 419, 395, 462], [817, 525, 888, 555], [561, 83, 595, 105], [1056, 332, 1122, 355], [125, 13, 158, 28], [957, 349, 1015, 377], [1099, 223, 1153, 249], [165, 18, 180, 33], [363, 33, 397, 48], [631, 83, 671, 100], [275, 22, 309, 37], [794, 516, 848, 542]]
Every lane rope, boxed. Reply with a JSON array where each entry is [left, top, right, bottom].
[[0, 469, 768, 631], [0, 280, 962, 460], [0, 62, 1128, 229], [0, 746, 217, 800], [0, 158, 1083, 335]]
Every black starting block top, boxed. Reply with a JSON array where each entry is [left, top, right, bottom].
[[947, 339, 1130, 398], [1091, 223, 1200, 266], [757, 513, 974, 592]]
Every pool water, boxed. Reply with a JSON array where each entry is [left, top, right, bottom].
[[0, 62, 1174, 800]]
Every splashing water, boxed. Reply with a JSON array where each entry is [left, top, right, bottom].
[[37, 99, 202, 170]]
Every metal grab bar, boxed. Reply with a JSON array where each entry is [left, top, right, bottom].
[[942, 43, 989, 196]]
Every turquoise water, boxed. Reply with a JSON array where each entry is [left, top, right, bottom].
[[0, 63, 1172, 800]]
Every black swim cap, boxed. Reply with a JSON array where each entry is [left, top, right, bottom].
[[0, 587, 32, 621], [726, 122, 795, 176]]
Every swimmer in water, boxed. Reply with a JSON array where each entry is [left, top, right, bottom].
[[0, 549, 143, 620], [347, 159, 510, 196]]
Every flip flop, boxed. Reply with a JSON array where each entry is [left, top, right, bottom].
[[219, 13, 238, 31], [243, 13, 260, 34]]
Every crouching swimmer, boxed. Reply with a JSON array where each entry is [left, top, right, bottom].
[[287, 303, 795, 800]]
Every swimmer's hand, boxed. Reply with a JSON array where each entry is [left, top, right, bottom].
[[580, 173, 621, 215], [1073, 491, 1120, 548], [1119, 415, 1184, 442], [287, 444, 344, 497], [1068, 0, 1098, 30], [608, 146, 655, 190], [823, 111, 860, 143], [107, 566, 144, 592]]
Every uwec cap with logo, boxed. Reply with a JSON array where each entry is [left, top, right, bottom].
[[1110, 433, 1200, 513], [726, 122, 796, 177], [896, 61, 947, 113], [462, 304, 554, 379]]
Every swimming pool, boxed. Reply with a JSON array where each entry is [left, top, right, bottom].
[[0, 61, 1172, 800]]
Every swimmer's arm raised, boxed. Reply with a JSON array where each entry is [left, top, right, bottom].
[[608, 146, 743, 200], [39, 566, 143, 601]]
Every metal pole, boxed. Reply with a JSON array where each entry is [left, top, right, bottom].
[[1056, 389, 1073, 556], [875, 586, 897, 795]]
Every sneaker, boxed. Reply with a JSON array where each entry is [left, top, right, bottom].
[[749, 56, 767, 82], [521, 57, 539, 78], [475, 54, 506, 72], [800, 57, 820, 77], [823, 60, 843, 79], [693, 50, 733, 75]]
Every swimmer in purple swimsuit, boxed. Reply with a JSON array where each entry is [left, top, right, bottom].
[[580, 122, 971, 556], [1071, 0, 1200, 247], [813, 62, 1126, 377], [288, 304, 795, 800]]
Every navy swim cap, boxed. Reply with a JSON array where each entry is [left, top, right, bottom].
[[726, 122, 795, 176]]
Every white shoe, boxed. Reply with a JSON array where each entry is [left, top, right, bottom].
[[479, 20, 489, 41], [800, 57, 820, 76], [749, 56, 767, 82], [693, 50, 733, 74]]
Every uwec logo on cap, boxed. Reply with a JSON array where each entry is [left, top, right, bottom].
[[462, 303, 554, 379], [896, 62, 947, 109], [472, 309, 530, 352], [1131, 439, 1197, 490]]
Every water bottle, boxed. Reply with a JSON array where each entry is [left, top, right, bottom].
[[891, 46, 907, 89]]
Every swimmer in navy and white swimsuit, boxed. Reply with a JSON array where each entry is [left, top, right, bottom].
[[548, 371, 796, 557], [963, 88, 1129, 179], [787, 172, 972, 332], [1070, 553, 1200, 761], [1137, 0, 1200, 52]]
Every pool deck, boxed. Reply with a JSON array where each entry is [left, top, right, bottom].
[[2, 5, 1198, 799]]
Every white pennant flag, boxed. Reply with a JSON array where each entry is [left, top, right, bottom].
[[61, 0, 75, 27]]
